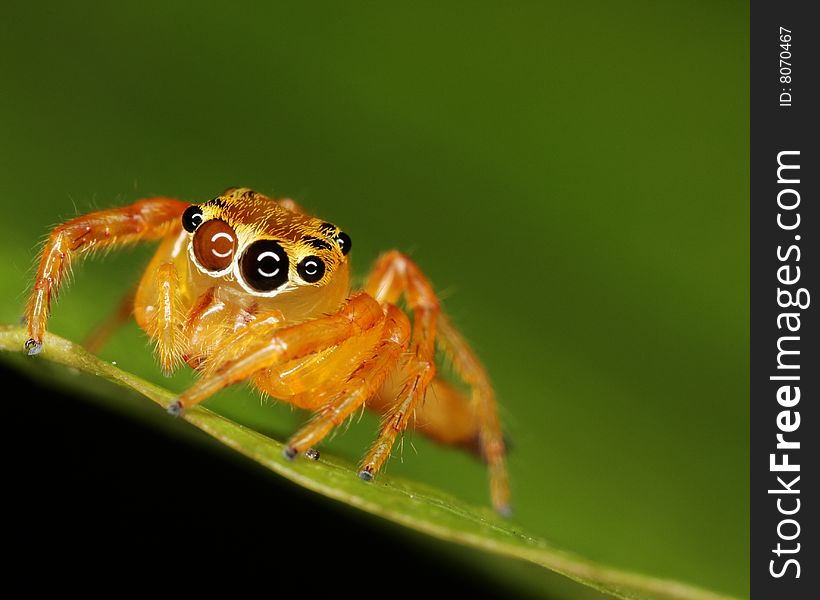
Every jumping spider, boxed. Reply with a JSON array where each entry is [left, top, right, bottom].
[[24, 187, 510, 515]]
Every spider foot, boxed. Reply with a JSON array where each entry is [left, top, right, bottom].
[[24, 338, 43, 356], [167, 400, 184, 416], [358, 468, 375, 482], [283, 446, 298, 461]]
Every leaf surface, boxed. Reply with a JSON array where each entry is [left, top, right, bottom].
[[0, 325, 741, 600]]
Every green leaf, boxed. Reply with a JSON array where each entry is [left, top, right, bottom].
[[1, 325, 740, 600]]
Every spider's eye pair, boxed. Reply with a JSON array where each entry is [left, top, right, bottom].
[[183, 205, 326, 291], [241, 241, 326, 290]]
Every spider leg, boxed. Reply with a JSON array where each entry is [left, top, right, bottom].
[[358, 251, 439, 479], [195, 307, 285, 376], [145, 262, 187, 374], [371, 376, 480, 451], [363, 250, 511, 516], [25, 197, 188, 354], [437, 314, 511, 516], [169, 292, 384, 413], [283, 304, 410, 457], [83, 286, 137, 354], [359, 313, 437, 480]]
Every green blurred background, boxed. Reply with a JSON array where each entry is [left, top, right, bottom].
[[1, 2, 748, 598]]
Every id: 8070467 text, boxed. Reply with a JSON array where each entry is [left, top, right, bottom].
[[779, 27, 793, 107]]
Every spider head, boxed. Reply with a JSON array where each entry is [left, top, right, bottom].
[[180, 188, 351, 315]]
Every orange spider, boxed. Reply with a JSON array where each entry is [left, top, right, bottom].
[[24, 187, 510, 515]]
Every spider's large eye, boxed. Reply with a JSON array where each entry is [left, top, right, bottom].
[[297, 256, 326, 283], [335, 231, 352, 256], [192, 219, 237, 272], [240, 239, 290, 292], [182, 205, 204, 233]]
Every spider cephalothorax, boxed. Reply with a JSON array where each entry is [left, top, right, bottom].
[[24, 188, 511, 515], [183, 188, 350, 293]]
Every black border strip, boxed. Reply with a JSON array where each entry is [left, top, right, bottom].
[[751, 1, 817, 597]]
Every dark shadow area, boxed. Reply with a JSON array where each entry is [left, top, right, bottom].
[[3, 362, 535, 596]]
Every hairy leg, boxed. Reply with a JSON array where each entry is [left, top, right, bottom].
[[365, 250, 511, 515], [437, 314, 510, 516], [283, 304, 410, 457], [25, 197, 188, 354], [83, 287, 136, 354], [169, 292, 384, 413], [370, 376, 480, 449], [145, 263, 187, 374], [359, 251, 440, 479]]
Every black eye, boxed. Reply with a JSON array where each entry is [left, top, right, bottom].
[[182, 205, 204, 233], [297, 256, 326, 283], [240, 240, 290, 292], [335, 231, 352, 256]]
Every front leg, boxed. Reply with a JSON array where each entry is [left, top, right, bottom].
[[147, 262, 187, 374], [283, 304, 410, 457], [168, 293, 385, 414], [25, 197, 188, 354], [84, 262, 187, 374]]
